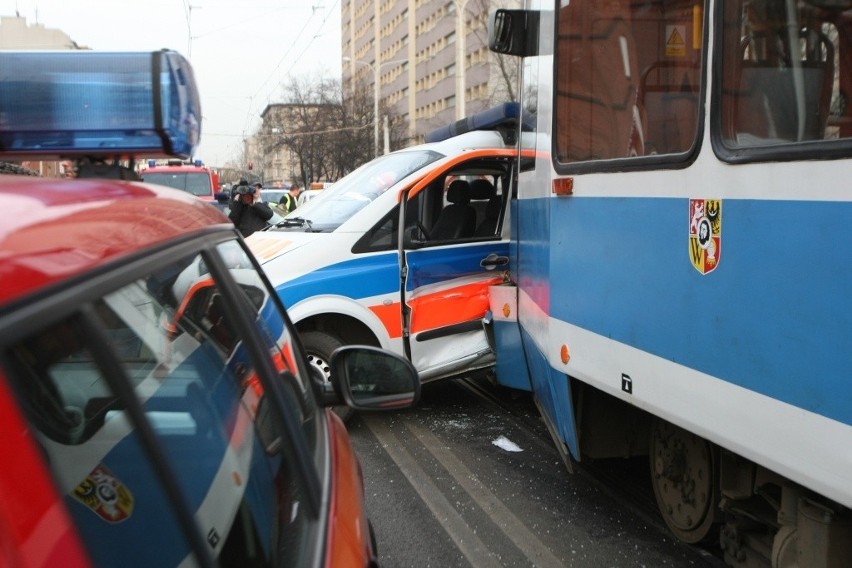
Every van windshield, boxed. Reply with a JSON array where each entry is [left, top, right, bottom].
[[143, 172, 212, 197], [276, 150, 443, 232]]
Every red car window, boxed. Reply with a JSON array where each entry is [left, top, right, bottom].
[[3, 242, 321, 567]]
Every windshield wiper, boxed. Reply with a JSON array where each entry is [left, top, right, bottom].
[[279, 217, 307, 227], [277, 217, 315, 231]]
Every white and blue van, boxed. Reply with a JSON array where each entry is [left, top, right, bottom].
[[247, 104, 531, 394]]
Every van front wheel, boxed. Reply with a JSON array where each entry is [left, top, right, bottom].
[[301, 330, 355, 423]]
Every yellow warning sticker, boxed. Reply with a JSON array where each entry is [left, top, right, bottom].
[[665, 25, 686, 57]]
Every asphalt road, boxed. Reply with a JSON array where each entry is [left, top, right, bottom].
[[347, 376, 724, 568]]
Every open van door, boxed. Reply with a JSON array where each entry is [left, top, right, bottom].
[[397, 151, 516, 380]]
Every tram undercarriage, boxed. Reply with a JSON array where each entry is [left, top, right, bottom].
[[570, 384, 852, 567]]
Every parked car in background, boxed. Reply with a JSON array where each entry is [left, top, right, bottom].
[[258, 184, 330, 212], [259, 188, 289, 213], [0, 49, 419, 568], [297, 182, 330, 206]]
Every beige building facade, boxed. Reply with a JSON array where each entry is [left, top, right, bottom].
[[0, 15, 84, 50], [341, 0, 518, 146]]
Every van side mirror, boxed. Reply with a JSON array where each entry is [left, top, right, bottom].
[[488, 9, 540, 58], [329, 346, 420, 410]]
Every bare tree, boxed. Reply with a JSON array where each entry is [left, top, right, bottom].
[[284, 76, 337, 185], [257, 73, 411, 184], [255, 76, 344, 186], [332, 82, 374, 177], [384, 108, 413, 152], [341, 76, 410, 157]]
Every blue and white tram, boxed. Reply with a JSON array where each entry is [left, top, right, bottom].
[[488, 0, 852, 565]]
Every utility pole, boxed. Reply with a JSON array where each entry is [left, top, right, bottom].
[[454, 0, 469, 120]]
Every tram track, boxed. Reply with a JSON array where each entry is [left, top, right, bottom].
[[455, 376, 662, 521], [353, 374, 727, 566], [454, 374, 727, 567]]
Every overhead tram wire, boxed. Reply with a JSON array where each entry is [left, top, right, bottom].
[[240, 8, 322, 138], [280, 0, 341, 80], [200, 3, 339, 162], [243, 0, 341, 133]]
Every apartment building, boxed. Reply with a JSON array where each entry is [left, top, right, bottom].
[[342, 0, 518, 146]]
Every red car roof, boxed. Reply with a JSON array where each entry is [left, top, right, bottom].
[[0, 176, 230, 306]]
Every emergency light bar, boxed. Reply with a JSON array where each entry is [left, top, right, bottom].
[[0, 50, 201, 159], [424, 102, 533, 143]]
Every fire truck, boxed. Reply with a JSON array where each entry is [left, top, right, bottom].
[[141, 159, 225, 206]]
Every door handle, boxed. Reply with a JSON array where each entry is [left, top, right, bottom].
[[480, 253, 509, 269]]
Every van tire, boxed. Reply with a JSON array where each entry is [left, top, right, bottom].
[[301, 330, 355, 423]]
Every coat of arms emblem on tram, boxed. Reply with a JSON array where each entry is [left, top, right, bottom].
[[688, 199, 722, 275]]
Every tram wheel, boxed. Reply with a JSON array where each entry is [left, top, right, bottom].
[[649, 418, 719, 544]]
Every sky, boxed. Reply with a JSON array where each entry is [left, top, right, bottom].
[[3, 0, 342, 166]]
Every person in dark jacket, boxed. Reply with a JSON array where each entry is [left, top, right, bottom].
[[229, 180, 273, 237]]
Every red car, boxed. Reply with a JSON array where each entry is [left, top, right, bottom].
[[0, 50, 419, 568]]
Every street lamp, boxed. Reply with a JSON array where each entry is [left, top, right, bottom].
[[453, 0, 469, 120], [343, 56, 406, 158]]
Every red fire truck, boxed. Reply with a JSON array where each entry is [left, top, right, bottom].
[[141, 159, 226, 205]]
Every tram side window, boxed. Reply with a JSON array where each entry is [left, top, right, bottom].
[[720, 0, 851, 148], [553, 0, 704, 164]]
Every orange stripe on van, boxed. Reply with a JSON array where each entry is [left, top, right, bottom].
[[408, 277, 504, 333], [369, 303, 403, 338]]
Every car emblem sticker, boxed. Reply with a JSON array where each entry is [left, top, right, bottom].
[[688, 199, 721, 274], [72, 463, 134, 523]]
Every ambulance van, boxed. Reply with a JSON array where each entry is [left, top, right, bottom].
[[248, 104, 532, 398]]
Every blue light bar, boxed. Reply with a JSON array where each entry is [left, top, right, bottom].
[[425, 102, 531, 143], [0, 50, 201, 159]]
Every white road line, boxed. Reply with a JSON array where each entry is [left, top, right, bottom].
[[364, 415, 502, 568], [404, 420, 564, 568], [364, 414, 563, 567]]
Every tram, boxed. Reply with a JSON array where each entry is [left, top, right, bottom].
[[487, 0, 852, 565]]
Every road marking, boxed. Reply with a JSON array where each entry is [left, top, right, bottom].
[[404, 420, 565, 568], [364, 415, 564, 567], [364, 415, 502, 567]]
